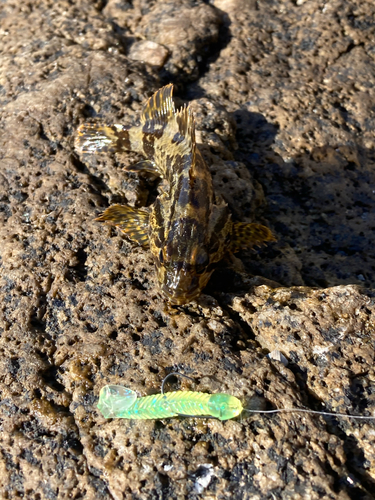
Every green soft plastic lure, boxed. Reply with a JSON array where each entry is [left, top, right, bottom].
[[97, 385, 243, 421], [97, 372, 375, 423]]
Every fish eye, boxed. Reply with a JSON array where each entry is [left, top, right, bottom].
[[195, 250, 209, 274]]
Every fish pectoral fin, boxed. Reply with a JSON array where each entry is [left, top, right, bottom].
[[124, 160, 161, 176], [95, 204, 150, 247], [230, 222, 276, 253], [75, 124, 131, 154]]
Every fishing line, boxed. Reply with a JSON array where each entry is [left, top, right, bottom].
[[161, 372, 375, 421]]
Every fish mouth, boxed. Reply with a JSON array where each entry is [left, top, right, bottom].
[[157, 267, 213, 305], [160, 285, 201, 306]]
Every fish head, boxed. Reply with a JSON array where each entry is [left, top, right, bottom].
[[155, 244, 213, 305]]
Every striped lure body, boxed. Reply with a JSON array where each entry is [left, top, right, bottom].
[[97, 385, 243, 421], [75, 85, 275, 304]]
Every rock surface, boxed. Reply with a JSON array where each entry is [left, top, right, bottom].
[[0, 0, 375, 499]]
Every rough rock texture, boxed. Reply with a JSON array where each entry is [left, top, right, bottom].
[[0, 0, 375, 499]]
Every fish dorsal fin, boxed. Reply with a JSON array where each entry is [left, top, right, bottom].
[[162, 104, 196, 176], [141, 84, 175, 124], [140, 85, 197, 178], [174, 104, 196, 153]]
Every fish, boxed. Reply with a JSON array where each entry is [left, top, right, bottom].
[[75, 85, 275, 305]]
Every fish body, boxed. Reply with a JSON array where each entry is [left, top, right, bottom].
[[75, 85, 274, 304]]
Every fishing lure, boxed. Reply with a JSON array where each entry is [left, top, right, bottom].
[[97, 385, 243, 421], [75, 85, 275, 305], [97, 373, 375, 422]]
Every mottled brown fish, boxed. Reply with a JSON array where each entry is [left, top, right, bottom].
[[75, 85, 275, 305]]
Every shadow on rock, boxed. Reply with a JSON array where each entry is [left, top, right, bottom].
[[228, 107, 375, 290]]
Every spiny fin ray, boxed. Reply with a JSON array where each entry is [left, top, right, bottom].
[[175, 105, 196, 156], [96, 204, 150, 247], [141, 84, 175, 124]]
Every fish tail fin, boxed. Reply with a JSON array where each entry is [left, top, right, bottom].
[[75, 123, 139, 154]]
